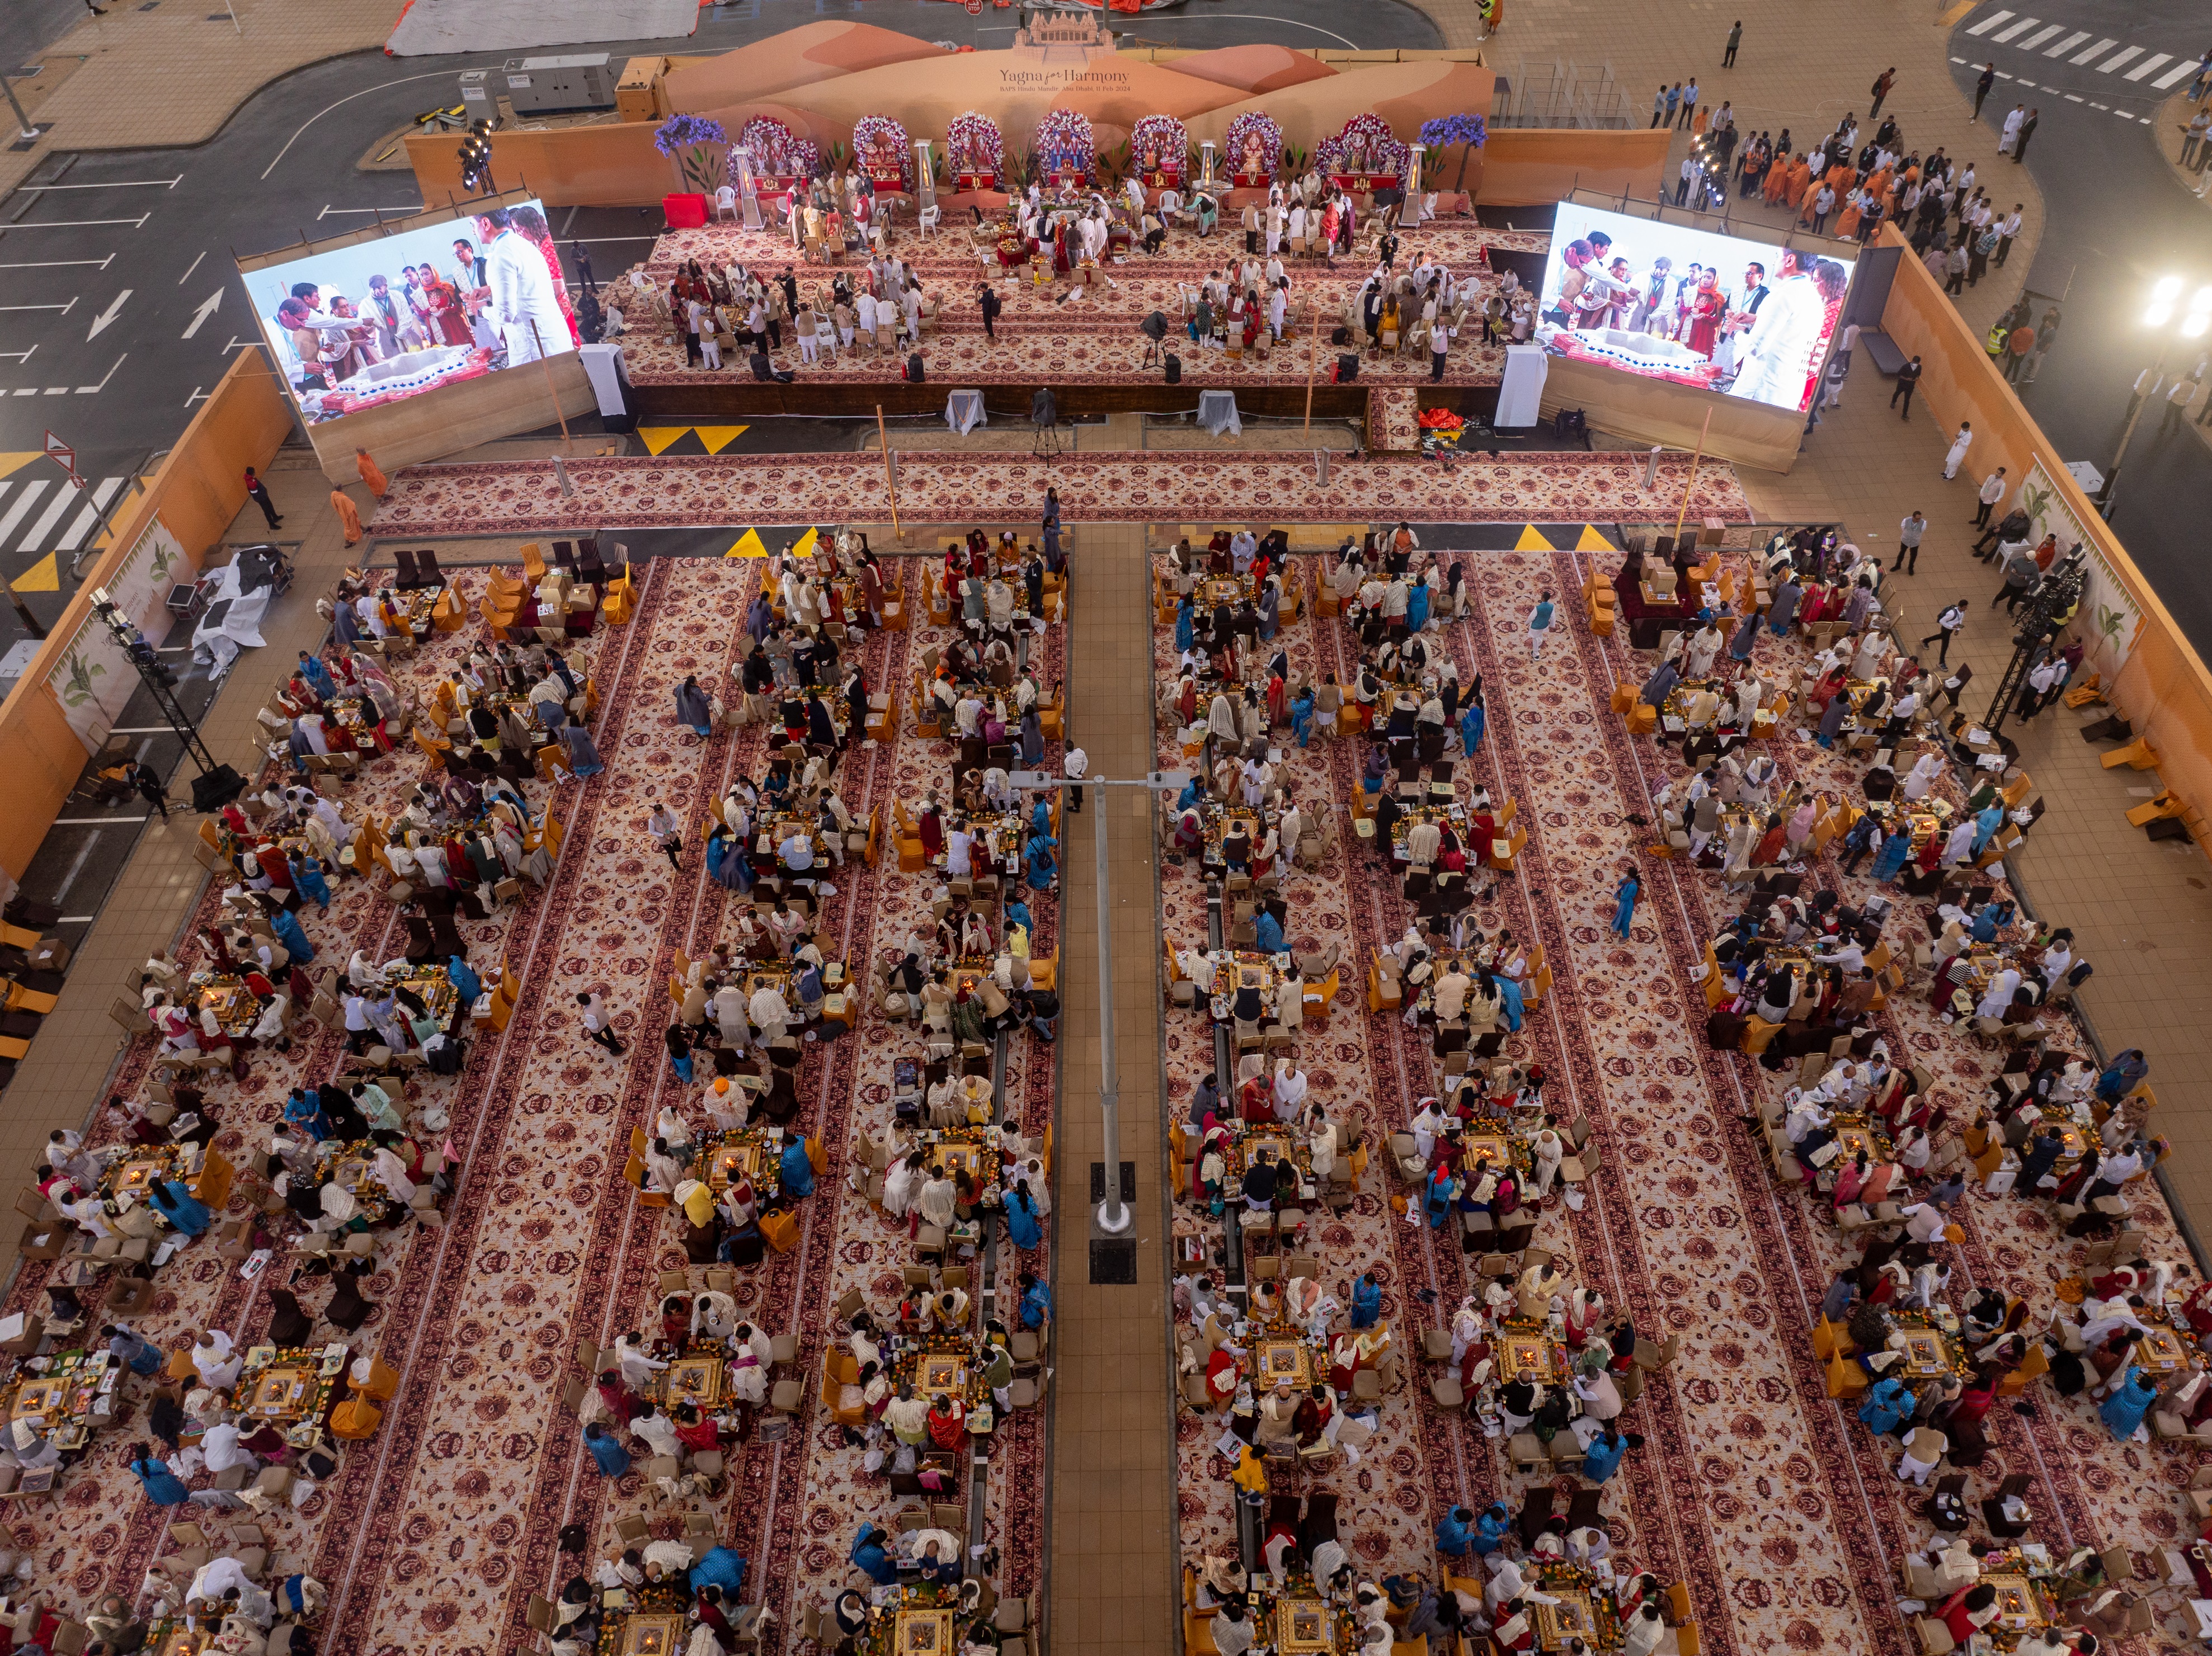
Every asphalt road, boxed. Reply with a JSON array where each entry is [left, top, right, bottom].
[[1946, 0, 2212, 653]]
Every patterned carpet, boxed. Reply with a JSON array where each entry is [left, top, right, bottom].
[[613, 223, 1551, 389], [365, 454, 1753, 539], [1156, 549, 2203, 1655], [6, 559, 1058, 1654]]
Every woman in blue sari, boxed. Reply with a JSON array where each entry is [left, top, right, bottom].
[[1405, 575, 1431, 634], [779, 1136, 816, 1198], [269, 904, 315, 964], [1024, 832, 1057, 891], [149, 1179, 212, 1237], [289, 851, 331, 913], [1174, 596, 1194, 653], [1005, 1181, 1043, 1250], [129, 1447, 191, 1505]]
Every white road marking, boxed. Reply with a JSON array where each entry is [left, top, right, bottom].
[[2152, 59, 2200, 88], [2096, 46, 2144, 74], [81, 355, 125, 393], [0, 299, 75, 314], [2070, 36, 2117, 63], [2063, 92, 2084, 101], [181, 290, 222, 338], [0, 256, 112, 270], [1965, 8, 2013, 34], [55, 477, 125, 550], [17, 483, 77, 550], [2017, 80, 2037, 88], [0, 345, 39, 365], [0, 483, 43, 544], [184, 386, 208, 407], [316, 204, 422, 218], [84, 289, 131, 342], [261, 69, 493, 181], [4, 215, 148, 229], [2044, 30, 2089, 56], [2091, 101, 2110, 108], [177, 250, 205, 285], [2016, 25, 2063, 50], [1990, 17, 2040, 42], [2124, 53, 2173, 81], [15, 177, 178, 191]]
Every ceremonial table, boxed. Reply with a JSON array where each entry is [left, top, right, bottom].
[[698, 1127, 784, 1201]]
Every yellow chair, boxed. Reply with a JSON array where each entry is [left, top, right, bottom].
[[1825, 1348, 1869, 1399]]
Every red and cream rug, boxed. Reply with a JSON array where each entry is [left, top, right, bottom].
[[368, 453, 1752, 539]]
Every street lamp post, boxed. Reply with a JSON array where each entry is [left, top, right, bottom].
[[1009, 768, 1187, 1235], [2098, 275, 2212, 521]]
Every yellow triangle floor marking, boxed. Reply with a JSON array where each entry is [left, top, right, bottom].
[[726, 529, 769, 559], [0, 454, 42, 482], [788, 527, 818, 559], [1576, 523, 1613, 552], [1514, 524, 1557, 552], [692, 424, 749, 454], [12, 552, 59, 594], [638, 426, 692, 456]]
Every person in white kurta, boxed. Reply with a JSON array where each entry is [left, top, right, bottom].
[[1730, 269, 1825, 408], [482, 219, 567, 364], [1943, 423, 1974, 479]]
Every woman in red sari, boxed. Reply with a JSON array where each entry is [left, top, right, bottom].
[[1686, 270, 1725, 358], [421, 272, 473, 347]]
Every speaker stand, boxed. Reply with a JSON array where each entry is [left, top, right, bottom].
[[1031, 421, 1065, 460]]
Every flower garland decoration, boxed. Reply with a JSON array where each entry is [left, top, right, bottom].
[[945, 110, 1005, 188], [1223, 111, 1283, 182], [653, 114, 728, 196], [1128, 114, 1189, 184], [851, 115, 914, 193], [1314, 112, 1410, 183], [1418, 111, 1488, 191], [735, 116, 819, 183], [1033, 108, 1096, 182]]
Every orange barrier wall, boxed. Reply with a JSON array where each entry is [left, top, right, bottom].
[[406, 122, 675, 208], [1472, 127, 1672, 206], [0, 353, 294, 879], [1875, 221, 2212, 851]]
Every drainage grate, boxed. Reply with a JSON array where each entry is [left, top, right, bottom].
[[1089, 1239, 1137, 1284], [1088, 1161, 1136, 1204]]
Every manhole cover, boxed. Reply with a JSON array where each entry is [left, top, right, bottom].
[[1089, 1239, 1136, 1284], [1089, 1160, 1135, 1203]]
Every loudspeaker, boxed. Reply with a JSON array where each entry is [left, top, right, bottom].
[[1163, 353, 1182, 384], [190, 765, 246, 812], [1030, 387, 1057, 427], [1334, 353, 1358, 382], [2081, 716, 2132, 743], [1330, 325, 1352, 346], [1140, 310, 1168, 342], [905, 353, 925, 383]]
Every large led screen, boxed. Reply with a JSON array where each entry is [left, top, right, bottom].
[[245, 200, 577, 426], [1533, 202, 1855, 415]]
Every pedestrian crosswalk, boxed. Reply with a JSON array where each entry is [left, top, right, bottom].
[[1962, 10, 2202, 88], [0, 476, 129, 560]]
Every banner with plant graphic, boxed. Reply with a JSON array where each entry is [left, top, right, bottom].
[[46, 515, 186, 752], [2020, 460, 2142, 678]]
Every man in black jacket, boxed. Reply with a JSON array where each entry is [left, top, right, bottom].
[[977, 281, 1001, 341]]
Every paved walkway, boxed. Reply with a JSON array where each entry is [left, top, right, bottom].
[[1039, 523, 1178, 1656]]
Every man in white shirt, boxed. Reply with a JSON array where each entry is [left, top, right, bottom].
[[477, 209, 568, 365], [1732, 258, 1826, 408]]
